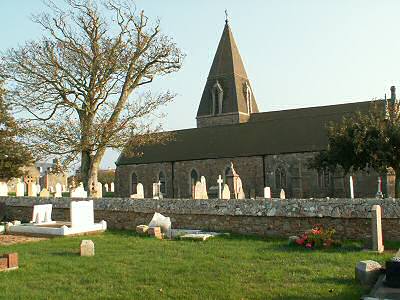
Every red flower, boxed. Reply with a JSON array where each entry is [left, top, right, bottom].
[[296, 238, 305, 245], [305, 243, 313, 249]]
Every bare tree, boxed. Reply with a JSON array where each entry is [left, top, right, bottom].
[[1, 0, 184, 195]]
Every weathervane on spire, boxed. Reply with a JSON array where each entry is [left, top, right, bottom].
[[225, 9, 229, 24]]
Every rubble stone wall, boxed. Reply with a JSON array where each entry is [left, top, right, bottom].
[[1, 197, 399, 240]]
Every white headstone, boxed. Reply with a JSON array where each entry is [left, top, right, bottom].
[[200, 176, 208, 199], [136, 183, 144, 198], [110, 182, 115, 192], [222, 184, 230, 200], [104, 183, 109, 192], [55, 183, 62, 198], [16, 180, 24, 197], [264, 187, 271, 199], [280, 189, 285, 199], [152, 182, 160, 199], [70, 183, 88, 198], [371, 205, 384, 253], [70, 200, 94, 228], [350, 176, 354, 199], [31, 204, 53, 224], [194, 181, 203, 199], [217, 175, 223, 199], [92, 182, 102, 198], [235, 177, 245, 199], [36, 184, 41, 196], [0, 182, 8, 196]]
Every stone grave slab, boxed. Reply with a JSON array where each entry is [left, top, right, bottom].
[[80, 240, 95, 256]]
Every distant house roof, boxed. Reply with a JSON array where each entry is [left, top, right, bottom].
[[116, 101, 376, 166]]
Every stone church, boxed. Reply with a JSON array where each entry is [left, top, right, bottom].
[[115, 20, 391, 199]]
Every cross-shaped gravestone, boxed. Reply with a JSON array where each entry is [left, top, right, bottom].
[[217, 175, 223, 199]]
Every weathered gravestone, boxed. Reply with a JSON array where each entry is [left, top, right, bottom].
[[0, 182, 8, 197], [371, 205, 384, 253], [104, 183, 109, 192], [91, 182, 102, 198], [236, 177, 245, 199], [355, 260, 382, 288], [222, 184, 230, 200], [194, 181, 203, 199], [80, 240, 95, 256], [130, 183, 144, 199], [110, 182, 115, 192], [27, 182, 37, 197], [15, 180, 24, 197], [55, 183, 62, 198], [264, 187, 271, 199], [70, 183, 88, 198], [39, 188, 50, 198]]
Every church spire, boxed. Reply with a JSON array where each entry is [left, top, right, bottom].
[[196, 18, 259, 128]]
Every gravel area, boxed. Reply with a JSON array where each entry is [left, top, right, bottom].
[[0, 235, 48, 246]]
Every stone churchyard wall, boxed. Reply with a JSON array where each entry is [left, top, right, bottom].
[[0, 197, 399, 241]]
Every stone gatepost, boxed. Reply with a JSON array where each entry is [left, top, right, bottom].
[[371, 205, 384, 253]]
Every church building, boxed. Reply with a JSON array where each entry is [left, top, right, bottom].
[[115, 20, 391, 199]]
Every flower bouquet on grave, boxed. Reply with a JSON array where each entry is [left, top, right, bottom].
[[293, 224, 341, 249]]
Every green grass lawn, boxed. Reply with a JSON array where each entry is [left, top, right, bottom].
[[0, 231, 398, 300]]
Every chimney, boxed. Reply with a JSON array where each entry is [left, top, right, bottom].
[[390, 86, 396, 102]]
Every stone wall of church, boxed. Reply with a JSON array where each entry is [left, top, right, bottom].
[[1, 197, 399, 241], [116, 152, 388, 199]]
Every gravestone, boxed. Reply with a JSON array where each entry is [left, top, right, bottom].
[[350, 176, 354, 199], [152, 182, 161, 199], [235, 177, 245, 199], [104, 183, 109, 192], [16, 180, 24, 197], [217, 175, 223, 199], [130, 183, 144, 199], [39, 188, 50, 197], [80, 240, 95, 256], [70, 200, 94, 228], [32, 204, 53, 224], [194, 181, 203, 199], [200, 176, 208, 199], [355, 260, 382, 288], [264, 187, 271, 199], [27, 182, 37, 197], [110, 182, 115, 192], [371, 205, 384, 253], [36, 184, 41, 195], [49, 186, 54, 193], [91, 182, 102, 198], [280, 189, 286, 199], [70, 183, 88, 198], [0, 182, 8, 196], [55, 183, 62, 198], [222, 184, 230, 200], [62, 185, 67, 192]]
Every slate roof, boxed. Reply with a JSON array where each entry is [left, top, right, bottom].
[[196, 21, 259, 118], [116, 101, 376, 166]]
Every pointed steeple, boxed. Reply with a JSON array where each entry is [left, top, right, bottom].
[[196, 20, 259, 128]]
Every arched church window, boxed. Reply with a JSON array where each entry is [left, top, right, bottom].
[[190, 169, 199, 198], [158, 171, 166, 194], [275, 167, 287, 189], [212, 81, 224, 115], [244, 82, 252, 115], [131, 173, 138, 194]]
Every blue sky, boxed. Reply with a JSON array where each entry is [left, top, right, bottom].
[[1, 1, 400, 169]]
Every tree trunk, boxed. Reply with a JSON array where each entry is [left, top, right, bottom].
[[81, 151, 91, 191], [87, 161, 99, 197], [394, 168, 400, 198]]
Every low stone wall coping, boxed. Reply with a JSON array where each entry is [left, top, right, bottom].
[[0, 197, 399, 218]]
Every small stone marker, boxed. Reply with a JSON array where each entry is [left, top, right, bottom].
[[152, 182, 160, 199], [280, 189, 285, 199], [16, 180, 24, 197], [110, 182, 115, 192], [222, 184, 230, 200], [54, 183, 62, 198], [0, 182, 8, 197], [80, 240, 95, 256], [0, 253, 18, 271], [70, 183, 88, 198], [131, 183, 144, 199], [355, 260, 382, 288], [148, 227, 162, 239], [371, 205, 384, 253], [104, 183, 109, 192], [264, 187, 271, 199]]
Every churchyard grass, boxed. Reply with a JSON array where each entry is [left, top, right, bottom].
[[0, 230, 398, 299]]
